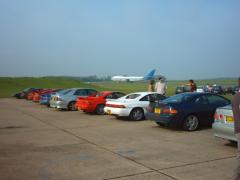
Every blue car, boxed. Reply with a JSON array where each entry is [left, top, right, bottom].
[[146, 92, 230, 131], [39, 89, 62, 106]]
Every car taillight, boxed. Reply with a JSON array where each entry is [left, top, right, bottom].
[[219, 114, 224, 121], [162, 107, 178, 114], [106, 104, 125, 108], [214, 112, 224, 121]]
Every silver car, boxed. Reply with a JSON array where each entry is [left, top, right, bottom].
[[50, 88, 97, 110], [212, 105, 237, 142]]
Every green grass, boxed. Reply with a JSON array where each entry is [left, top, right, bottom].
[[0, 77, 238, 100], [0, 77, 100, 98]]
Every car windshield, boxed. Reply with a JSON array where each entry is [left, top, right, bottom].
[[162, 93, 193, 103], [125, 94, 140, 99]]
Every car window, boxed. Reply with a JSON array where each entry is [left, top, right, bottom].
[[62, 89, 72, 95], [74, 89, 88, 96], [114, 92, 125, 98], [140, 95, 151, 101], [87, 89, 97, 95], [206, 94, 230, 106], [125, 94, 140, 99], [155, 94, 166, 101], [194, 95, 208, 105], [163, 93, 192, 103]]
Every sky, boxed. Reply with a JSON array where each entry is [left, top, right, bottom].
[[0, 0, 240, 80]]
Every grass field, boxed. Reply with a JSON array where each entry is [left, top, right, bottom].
[[0, 77, 238, 99], [0, 77, 100, 98]]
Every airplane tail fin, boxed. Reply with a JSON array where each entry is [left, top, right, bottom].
[[144, 69, 156, 80]]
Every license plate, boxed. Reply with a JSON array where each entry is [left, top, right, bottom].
[[107, 109, 112, 115], [226, 116, 234, 123], [154, 108, 161, 114]]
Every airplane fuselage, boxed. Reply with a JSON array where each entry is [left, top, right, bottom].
[[111, 76, 144, 82]]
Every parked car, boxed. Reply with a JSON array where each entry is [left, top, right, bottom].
[[196, 86, 205, 93], [32, 89, 54, 102], [175, 86, 191, 94], [39, 89, 63, 106], [12, 88, 37, 99], [146, 92, 230, 131], [223, 86, 235, 95], [104, 92, 166, 120], [49, 88, 98, 111], [211, 85, 224, 95], [76, 91, 126, 115], [212, 105, 236, 142], [27, 89, 43, 100]]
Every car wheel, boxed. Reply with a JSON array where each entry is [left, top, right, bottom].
[[129, 108, 144, 120], [96, 104, 105, 115], [68, 101, 76, 111], [183, 114, 199, 131]]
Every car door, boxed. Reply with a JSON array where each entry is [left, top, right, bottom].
[[192, 95, 211, 125], [139, 94, 152, 108]]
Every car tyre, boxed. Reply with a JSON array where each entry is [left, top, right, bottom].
[[68, 101, 76, 111], [183, 114, 199, 131], [96, 104, 105, 115], [129, 108, 144, 121]]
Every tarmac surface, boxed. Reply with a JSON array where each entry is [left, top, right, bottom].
[[0, 98, 237, 180]]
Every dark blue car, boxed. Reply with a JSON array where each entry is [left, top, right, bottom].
[[146, 92, 230, 131], [39, 89, 62, 106]]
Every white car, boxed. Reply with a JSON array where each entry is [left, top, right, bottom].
[[104, 92, 166, 120], [212, 105, 236, 142]]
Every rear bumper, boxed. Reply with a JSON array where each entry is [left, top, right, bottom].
[[50, 100, 68, 109], [77, 104, 95, 112], [104, 107, 131, 117], [212, 122, 236, 142], [146, 112, 180, 127]]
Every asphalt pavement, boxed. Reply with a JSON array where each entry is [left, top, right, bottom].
[[0, 98, 237, 180]]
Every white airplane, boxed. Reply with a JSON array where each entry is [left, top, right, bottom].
[[111, 69, 156, 82]]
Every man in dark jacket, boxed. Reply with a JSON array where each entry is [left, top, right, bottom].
[[232, 90, 240, 180]]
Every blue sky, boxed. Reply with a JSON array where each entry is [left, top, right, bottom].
[[0, 0, 240, 80]]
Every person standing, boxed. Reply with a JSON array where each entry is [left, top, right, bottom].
[[148, 79, 155, 92], [155, 77, 167, 95], [232, 89, 240, 180], [188, 79, 197, 92]]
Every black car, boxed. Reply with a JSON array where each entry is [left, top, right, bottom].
[[146, 92, 230, 131], [12, 88, 37, 99]]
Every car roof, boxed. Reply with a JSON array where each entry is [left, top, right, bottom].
[[127, 92, 160, 96]]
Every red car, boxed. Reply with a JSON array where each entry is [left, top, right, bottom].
[[75, 91, 125, 115], [27, 89, 42, 100], [32, 89, 58, 102]]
